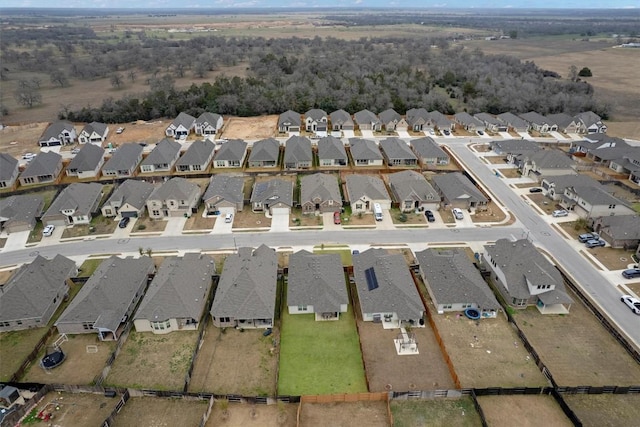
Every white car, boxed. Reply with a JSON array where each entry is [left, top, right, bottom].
[[22, 152, 36, 160], [42, 225, 55, 237], [224, 213, 233, 223], [116, 127, 125, 134], [620, 295, 640, 315], [71, 148, 81, 155], [552, 209, 569, 217], [452, 208, 464, 220]]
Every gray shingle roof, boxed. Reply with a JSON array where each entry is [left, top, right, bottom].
[[196, 112, 222, 127], [300, 173, 341, 206], [429, 111, 453, 129], [0, 194, 43, 228], [575, 111, 602, 127], [415, 248, 499, 310], [345, 174, 390, 202], [250, 179, 294, 207], [288, 250, 348, 313], [317, 136, 347, 161], [66, 143, 104, 172], [305, 109, 327, 121], [497, 112, 529, 129], [134, 253, 215, 323], [542, 174, 602, 194], [545, 113, 575, 129], [214, 139, 247, 161], [525, 150, 575, 169], [410, 137, 448, 160], [284, 136, 312, 163], [141, 138, 181, 167], [349, 138, 383, 161], [568, 185, 627, 207], [279, 110, 300, 127], [171, 112, 196, 128], [80, 121, 108, 137], [432, 172, 488, 205], [354, 109, 380, 126], [104, 179, 155, 211], [519, 111, 549, 126], [176, 140, 215, 166], [0, 255, 76, 324], [41, 121, 74, 141], [330, 109, 353, 127], [102, 143, 143, 172], [56, 256, 155, 331], [474, 113, 504, 126], [379, 108, 401, 124], [210, 245, 277, 319], [43, 182, 103, 220], [353, 248, 424, 320], [490, 139, 540, 155], [203, 174, 244, 205], [0, 153, 18, 182], [20, 151, 62, 178], [149, 177, 200, 202], [388, 170, 439, 204], [454, 112, 484, 127], [406, 108, 430, 127], [249, 138, 280, 162], [596, 215, 640, 240], [380, 137, 417, 161]]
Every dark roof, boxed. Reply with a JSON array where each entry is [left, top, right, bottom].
[[102, 143, 143, 172], [432, 172, 488, 204], [284, 135, 313, 163], [490, 139, 540, 155], [141, 139, 181, 167], [330, 109, 353, 126], [0, 194, 43, 228], [43, 182, 103, 219], [104, 179, 155, 211], [81, 121, 108, 136], [354, 109, 380, 126], [388, 170, 439, 204], [249, 138, 280, 162], [317, 135, 347, 160], [380, 137, 417, 161], [171, 112, 196, 128], [250, 178, 294, 207], [278, 110, 301, 127], [525, 150, 575, 169], [203, 174, 244, 205], [20, 151, 62, 178], [40, 121, 75, 141], [349, 138, 383, 161], [411, 137, 448, 159], [497, 112, 529, 129], [214, 139, 247, 161], [176, 140, 215, 166], [596, 215, 640, 240], [66, 143, 104, 172], [0, 153, 19, 182], [300, 173, 341, 205], [345, 174, 390, 202], [379, 108, 401, 124], [149, 177, 200, 202], [305, 109, 327, 121], [196, 112, 222, 126], [519, 111, 550, 125]]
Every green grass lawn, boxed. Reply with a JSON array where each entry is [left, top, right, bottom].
[[632, 202, 640, 214], [278, 307, 367, 396], [313, 246, 353, 266]]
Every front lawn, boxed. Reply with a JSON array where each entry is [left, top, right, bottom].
[[278, 306, 367, 396]]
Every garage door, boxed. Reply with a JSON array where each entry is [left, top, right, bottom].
[[271, 207, 290, 215], [121, 211, 138, 218], [218, 207, 235, 215]]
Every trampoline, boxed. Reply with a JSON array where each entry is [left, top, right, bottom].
[[40, 348, 66, 369], [464, 308, 481, 320]]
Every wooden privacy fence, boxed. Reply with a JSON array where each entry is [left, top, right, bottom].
[[300, 391, 388, 404], [9, 327, 55, 382]]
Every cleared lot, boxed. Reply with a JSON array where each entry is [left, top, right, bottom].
[[477, 395, 571, 427]]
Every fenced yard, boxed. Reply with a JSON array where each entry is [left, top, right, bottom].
[[105, 330, 199, 390], [299, 401, 390, 427], [26, 391, 117, 427], [0, 327, 50, 381], [477, 395, 572, 427], [205, 401, 297, 427], [563, 394, 640, 427], [278, 308, 367, 396], [390, 397, 481, 427], [111, 397, 208, 427]]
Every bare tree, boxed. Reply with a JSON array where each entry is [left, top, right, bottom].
[[127, 70, 137, 83], [50, 69, 69, 87], [568, 65, 578, 82], [14, 80, 42, 108], [110, 73, 124, 89]]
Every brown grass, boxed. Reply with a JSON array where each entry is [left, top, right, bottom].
[[32, 391, 119, 427], [113, 397, 208, 427], [184, 205, 216, 231], [478, 395, 572, 427], [299, 402, 390, 427], [205, 402, 298, 427], [232, 209, 272, 229], [564, 394, 640, 427]]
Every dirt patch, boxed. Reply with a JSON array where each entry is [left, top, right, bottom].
[[0, 327, 49, 381], [29, 391, 118, 427], [527, 193, 560, 215], [390, 397, 482, 427], [232, 209, 272, 229], [205, 402, 298, 427], [0, 122, 51, 157], [484, 156, 508, 165], [625, 282, 640, 297], [499, 168, 521, 178], [477, 395, 571, 427], [472, 201, 507, 223], [299, 402, 390, 427], [23, 334, 115, 384], [0, 268, 17, 283], [106, 120, 169, 146], [290, 208, 324, 227], [113, 396, 208, 427], [222, 116, 279, 140], [471, 144, 491, 152], [563, 394, 640, 427], [184, 205, 216, 231], [132, 216, 167, 233], [188, 324, 278, 396], [106, 330, 198, 390]]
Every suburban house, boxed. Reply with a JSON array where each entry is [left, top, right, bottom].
[[497, 112, 530, 132], [300, 173, 342, 214], [560, 184, 634, 219], [305, 109, 328, 134], [541, 174, 599, 200], [139, 138, 181, 173], [569, 134, 622, 156], [518, 149, 576, 178], [519, 111, 557, 134], [210, 245, 277, 329], [406, 108, 431, 131], [250, 178, 294, 214], [432, 172, 488, 210], [134, 254, 216, 334], [379, 108, 408, 131], [330, 109, 354, 131], [287, 250, 348, 321], [317, 135, 348, 167], [592, 215, 640, 249], [387, 170, 440, 212], [379, 137, 418, 166], [576, 111, 607, 134], [146, 177, 201, 219], [78, 122, 109, 145], [278, 110, 301, 133], [102, 143, 144, 178], [490, 139, 540, 158], [429, 111, 454, 131], [354, 109, 381, 131], [283, 135, 313, 170], [42, 182, 103, 226], [454, 112, 485, 132], [38, 121, 76, 147], [213, 139, 247, 168], [0, 255, 77, 332], [474, 113, 508, 133], [483, 238, 573, 313], [352, 248, 424, 328], [0, 153, 19, 189], [203, 174, 245, 215], [175, 139, 215, 172], [349, 138, 383, 167], [18, 151, 63, 186], [345, 174, 391, 214], [416, 248, 499, 317], [195, 112, 223, 138], [101, 179, 155, 218], [546, 113, 580, 134], [0, 194, 44, 233], [410, 137, 449, 168], [55, 256, 155, 340], [248, 138, 280, 168], [165, 112, 196, 139], [65, 143, 105, 179]]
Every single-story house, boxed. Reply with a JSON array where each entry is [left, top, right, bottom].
[[0, 153, 19, 189], [349, 138, 383, 167], [140, 138, 182, 173], [416, 248, 499, 317], [454, 112, 485, 132], [519, 111, 557, 134], [56, 256, 155, 340], [175, 139, 215, 172], [284, 135, 313, 169], [248, 138, 280, 168], [490, 139, 540, 157], [18, 151, 63, 186], [497, 112, 530, 132], [474, 113, 507, 133], [213, 139, 247, 168], [429, 111, 454, 131], [166, 112, 196, 139], [101, 179, 155, 218], [431, 172, 488, 210], [38, 121, 76, 147], [210, 245, 277, 329], [592, 215, 640, 249], [203, 174, 245, 214], [344, 174, 391, 214], [379, 137, 418, 166], [287, 250, 348, 321], [410, 137, 449, 168], [546, 113, 580, 134], [352, 248, 424, 328], [388, 170, 440, 212], [406, 108, 431, 131], [483, 238, 573, 314], [42, 182, 103, 226], [65, 143, 105, 179], [518, 149, 576, 178], [379, 108, 408, 131], [134, 254, 216, 334], [300, 173, 342, 214], [102, 143, 144, 178], [250, 178, 294, 214], [78, 122, 109, 145], [317, 135, 348, 167], [195, 112, 223, 137], [330, 109, 354, 131], [146, 177, 201, 219], [305, 109, 328, 134], [278, 110, 301, 133], [0, 194, 44, 233], [354, 109, 381, 131], [575, 111, 607, 134], [0, 255, 77, 332]]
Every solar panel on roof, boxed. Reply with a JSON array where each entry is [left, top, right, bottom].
[[365, 267, 379, 291]]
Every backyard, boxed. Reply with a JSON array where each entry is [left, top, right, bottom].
[[205, 401, 297, 427], [278, 307, 367, 396], [477, 395, 571, 427], [0, 327, 49, 381], [390, 397, 482, 427], [298, 401, 390, 427], [563, 394, 640, 427], [112, 397, 208, 427], [26, 391, 118, 427]]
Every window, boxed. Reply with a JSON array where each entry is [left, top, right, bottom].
[[216, 161, 226, 167], [17, 320, 22, 325], [82, 322, 94, 330], [298, 305, 308, 311], [355, 204, 362, 210], [1, 322, 10, 327], [193, 165, 202, 171], [152, 210, 160, 216], [609, 204, 616, 209]]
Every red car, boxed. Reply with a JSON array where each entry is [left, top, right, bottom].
[[334, 211, 341, 224]]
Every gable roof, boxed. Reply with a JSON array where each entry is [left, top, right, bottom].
[[196, 112, 222, 126], [454, 112, 484, 127], [567, 184, 627, 207], [519, 111, 550, 126], [20, 151, 62, 178], [305, 109, 327, 121], [0, 255, 76, 324], [80, 121, 108, 136], [43, 182, 103, 219], [406, 108, 430, 126], [134, 254, 215, 323], [317, 135, 347, 160], [102, 143, 143, 171], [0, 194, 44, 227], [545, 113, 575, 129], [214, 139, 247, 161], [474, 112, 504, 126], [388, 170, 439, 203], [432, 172, 488, 204], [300, 173, 341, 205], [288, 250, 348, 312], [379, 108, 401, 124], [40, 121, 75, 141], [524, 149, 575, 169], [203, 174, 245, 205], [104, 179, 155, 210], [345, 174, 390, 202], [330, 109, 353, 126], [575, 111, 602, 127], [410, 137, 448, 159], [284, 136, 312, 163], [596, 215, 640, 240], [66, 143, 104, 172], [176, 139, 215, 166], [149, 177, 200, 201], [0, 153, 19, 182], [490, 139, 540, 155], [278, 110, 300, 127], [353, 248, 424, 320], [211, 245, 277, 319], [249, 138, 280, 162], [542, 174, 601, 193], [497, 112, 529, 129], [141, 138, 181, 167], [354, 109, 380, 126], [349, 138, 383, 161], [171, 112, 196, 129], [379, 137, 417, 160], [250, 178, 294, 207], [428, 111, 453, 128]]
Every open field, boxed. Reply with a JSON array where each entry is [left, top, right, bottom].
[[299, 402, 390, 427], [563, 394, 640, 427], [112, 397, 208, 427], [390, 397, 482, 427], [0, 327, 49, 381], [105, 330, 198, 390], [205, 402, 298, 427], [477, 395, 571, 427], [27, 391, 118, 427], [278, 308, 367, 396]]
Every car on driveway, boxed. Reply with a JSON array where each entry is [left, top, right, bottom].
[[578, 232, 599, 243], [477, 130, 484, 136], [71, 148, 81, 155], [452, 208, 464, 220], [443, 129, 451, 136], [118, 217, 130, 228], [333, 211, 341, 225], [529, 187, 543, 193], [42, 225, 55, 237], [622, 268, 640, 279], [585, 239, 606, 248], [424, 210, 435, 222], [552, 209, 568, 217], [22, 152, 36, 160], [620, 294, 640, 314]]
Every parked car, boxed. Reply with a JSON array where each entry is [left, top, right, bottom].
[[351, 249, 360, 255], [427, 129, 435, 136], [22, 152, 36, 160], [452, 208, 464, 220], [578, 232, 599, 243], [224, 213, 233, 223], [622, 268, 640, 279], [425, 210, 435, 222], [477, 130, 484, 136], [118, 217, 130, 228], [552, 209, 568, 217], [529, 187, 543, 193], [42, 225, 55, 237], [585, 239, 606, 248], [620, 294, 640, 315], [116, 127, 125, 134], [71, 148, 81, 155], [443, 129, 451, 136], [333, 211, 341, 225]]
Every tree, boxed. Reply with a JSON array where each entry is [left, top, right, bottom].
[[14, 80, 42, 108], [110, 73, 124, 89], [50, 69, 69, 87], [509, 30, 518, 39], [127, 70, 137, 82], [568, 65, 578, 82], [578, 67, 592, 77]]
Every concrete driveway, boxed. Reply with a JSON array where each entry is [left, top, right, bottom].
[[498, 132, 512, 139], [323, 212, 342, 231], [342, 130, 355, 138], [161, 217, 188, 236], [375, 209, 396, 230], [396, 130, 411, 138], [549, 131, 569, 141], [517, 132, 533, 140], [270, 211, 290, 232], [361, 130, 374, 138], [1, 230, 30, 252]]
